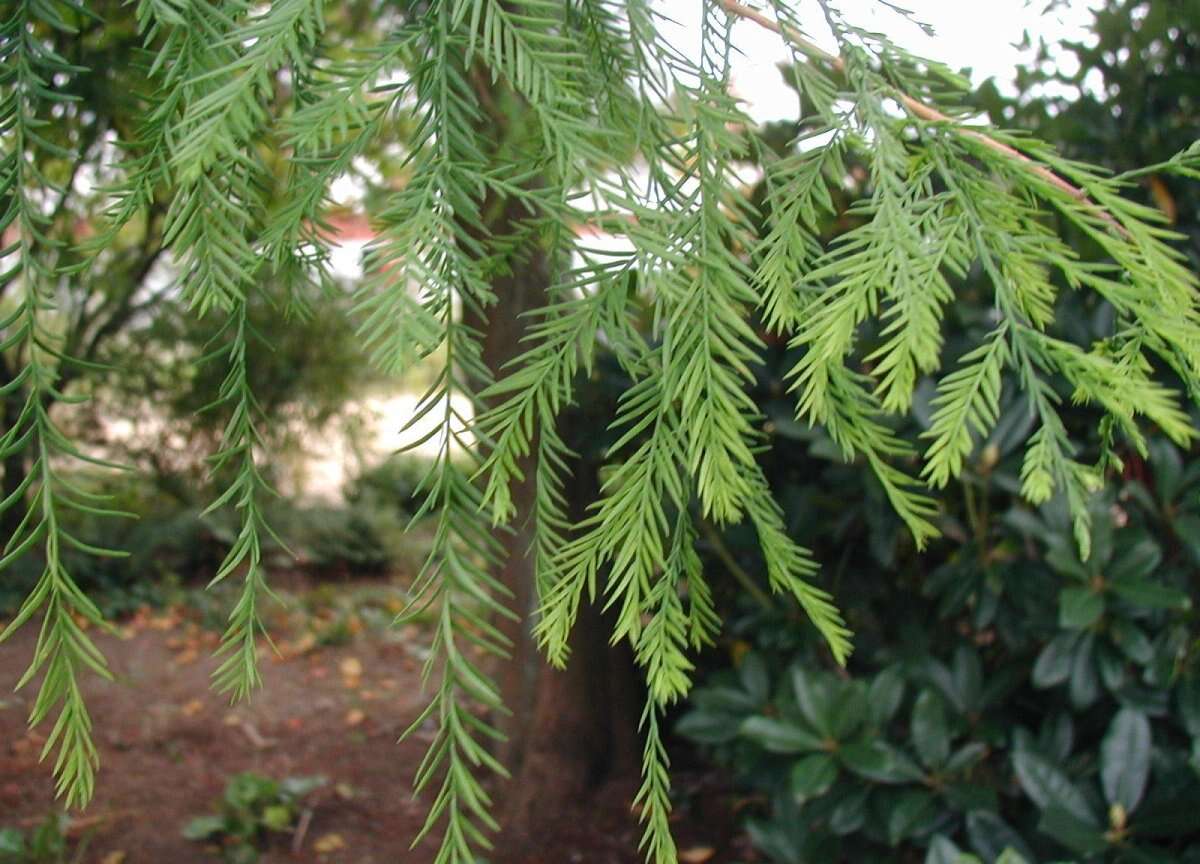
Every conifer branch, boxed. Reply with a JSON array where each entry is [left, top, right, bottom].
[[0, 0, 123, 809], [720, 0, 1128, 236], [202, 306, 283, 702]]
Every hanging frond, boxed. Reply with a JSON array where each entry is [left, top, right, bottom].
[[201, 307, 285, 701], [0, 0, 124, 809]]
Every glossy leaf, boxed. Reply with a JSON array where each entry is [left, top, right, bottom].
[[965, 810, 1036, 864], [911, 689, 950, 770], [885, 788, 938, 846], [739, 716, 824, 754], [1012, 749, 1098, 825], [1058, 587, 1104, 629], [1036, 806, 1108, 857], [1032, 632, 1079, 688], [1100, 708, 1151, 812], [790, 753, 839, 803]]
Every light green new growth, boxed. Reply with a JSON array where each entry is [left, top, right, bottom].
[[3, 2, 1200, 862]]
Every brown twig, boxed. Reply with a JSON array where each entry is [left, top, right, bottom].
[[16, 810, 131, 833], [719, 0, 1128, 236], [291, 807, 314, 855]]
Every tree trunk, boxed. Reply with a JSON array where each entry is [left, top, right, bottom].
[[471, 194, 642, 852], [0, 369, 28, 544]]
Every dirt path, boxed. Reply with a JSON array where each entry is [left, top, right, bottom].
[[0, 602, 632, 863], [1, 598, 452, 863], [1, 586, 742, 864]]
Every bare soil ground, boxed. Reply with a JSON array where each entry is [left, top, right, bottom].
[[0, 581, 742, 864]]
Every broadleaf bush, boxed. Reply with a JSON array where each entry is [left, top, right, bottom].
[[678, 429, 1200, 863]]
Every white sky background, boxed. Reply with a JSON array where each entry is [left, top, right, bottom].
[[678, 0, 1107, 124]]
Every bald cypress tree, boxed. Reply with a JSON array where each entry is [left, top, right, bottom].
[[3, 2, 1199, 862]]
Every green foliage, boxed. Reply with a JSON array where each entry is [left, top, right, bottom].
[[0, 470, 213, 617], [0, 0, 127, 809], [4, 2, 1200, 863], [676, 385, 1200, 864], [270, 456, 426, 575], [182, 772, 326, 864], [0, 813, 87, 864]]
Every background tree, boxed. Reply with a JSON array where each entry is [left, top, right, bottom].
[[0, 0, 372, 605]]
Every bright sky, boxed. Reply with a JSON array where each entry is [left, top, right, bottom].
[[695, 0, 1107, 123]]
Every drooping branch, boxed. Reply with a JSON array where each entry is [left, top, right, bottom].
[[719, 0, 1128, 235]]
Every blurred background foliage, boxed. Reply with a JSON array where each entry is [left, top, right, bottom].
[[0, 0, 405, 614], [671, 2, 1200, 863]]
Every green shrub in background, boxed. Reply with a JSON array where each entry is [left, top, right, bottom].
[[678, 428, 1200, 864], [0, 456, 428, 619], [183, 773, 326, 864], [0, 470, 218, 617], [0, 815, 86, 864], [259, 456, 428, 577]]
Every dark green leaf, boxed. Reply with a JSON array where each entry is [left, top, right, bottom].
[[885, 788, 937, 846], [790, 753, 839, 803], [1036, 806, 1108, 857], [1108, 537, 1161, 582], [740, 652, 770, 703], [739, 716, 824, 754], [1109, 578, 1190, 611], [966, 810, 1036, 864], [791, 666, 834, 738], [1012, 749, 1098, 825], [1110, 620, 1153, 666], [829, 787, 868, 835], [1038, 711, 1075, 764], [839, 739, 923, 784], [676, 709, 741, 745], [829, 680, 869, 740], [1070, 633, 1100, 708], [1097, 642, 1128, 693], [944, 742, 989, 774], [943, 781, 997, 813], [1179, 675, 1200, 738], [1100, 708, 1151, 812], [1172, 513, 1200, 563], [1059, 587, 1104, 629], [1033, 632, 1080, 688], [868, 666, 906, 728], [692, 684, 763, 714], [911, 689, 950, 770], [953, 646, 983, 712], [745, 818, 804, 864]]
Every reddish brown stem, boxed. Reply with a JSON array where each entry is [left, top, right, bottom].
[[719, 0, 1127, 235]]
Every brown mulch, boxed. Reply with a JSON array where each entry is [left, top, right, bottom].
[[0, 593, 746, 864]]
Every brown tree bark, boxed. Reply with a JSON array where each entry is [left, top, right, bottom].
[[0, 355, 28, 544], [469, 192, 642, 853]]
